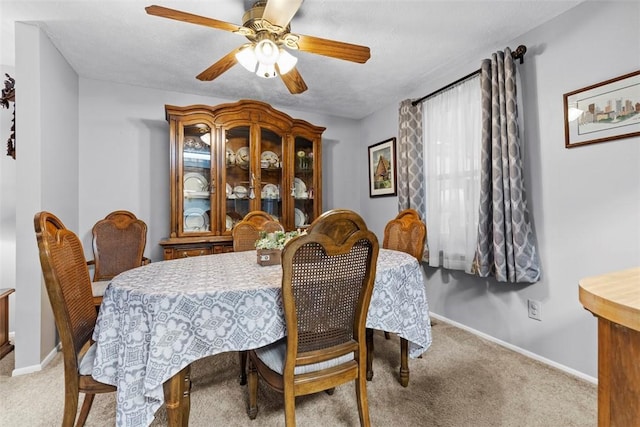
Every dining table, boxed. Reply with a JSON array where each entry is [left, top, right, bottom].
[[92, 248, 432, 427]]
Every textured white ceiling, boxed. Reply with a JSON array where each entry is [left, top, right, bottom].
[[1, 0, 583, 119]]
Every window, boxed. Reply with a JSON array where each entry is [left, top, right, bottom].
[[423, 75, 481, 272]]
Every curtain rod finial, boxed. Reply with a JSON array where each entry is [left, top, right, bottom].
[[511, 45, 527, 64]]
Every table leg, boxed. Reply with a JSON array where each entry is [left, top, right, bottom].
[[366, 328, 374, 381], [399, 337, 409, 387], [163, 365, 191, 427]]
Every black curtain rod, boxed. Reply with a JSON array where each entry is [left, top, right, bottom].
[[411, 45, 527, 106]]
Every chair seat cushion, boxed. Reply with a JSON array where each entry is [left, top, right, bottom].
[[255, 338, 353, 375], [91, 280, 110, 297], [78, 342, 97, 375]]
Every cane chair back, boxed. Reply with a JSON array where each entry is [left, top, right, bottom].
[[247, 209, 379, 427], [232, 211, 283, 252], [88, 210, 149, 306], [382, 208, 426, 261], [34, 211, 116, 427]]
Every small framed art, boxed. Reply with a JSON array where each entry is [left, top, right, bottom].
[[564, 70, 640, 148], [368, 137, 397, 197]]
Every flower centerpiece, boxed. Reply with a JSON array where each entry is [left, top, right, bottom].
[[255, 230, 301, 266]]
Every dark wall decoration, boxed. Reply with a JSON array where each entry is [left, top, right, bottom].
[[1, 74, 15, 159]]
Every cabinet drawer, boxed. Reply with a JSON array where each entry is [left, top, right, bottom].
[[162, 243, 235, 260], [176, 247, 212, 258], [213, 245, 234, 254]]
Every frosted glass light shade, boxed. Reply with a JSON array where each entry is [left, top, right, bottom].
[[236, 45, 258, 72], [256, 62, 277, 79], [254, 39, 279, 65], [276, 48, 297, 75]]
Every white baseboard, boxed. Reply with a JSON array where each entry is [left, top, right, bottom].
[[430, 312, 598, 385], [11, 343, 61, 377]]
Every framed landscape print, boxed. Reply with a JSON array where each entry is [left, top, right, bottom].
[[368, 137, 397, 197], [563, 70, 640, 148]]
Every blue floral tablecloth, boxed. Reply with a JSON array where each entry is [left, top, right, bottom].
[[92, 248, 431, 426]]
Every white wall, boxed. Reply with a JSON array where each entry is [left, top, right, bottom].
[[359, 1, 640, 379], [13, 23, 80, 370], [359, 102, 408, 238]]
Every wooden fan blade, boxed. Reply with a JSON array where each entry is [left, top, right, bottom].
[[262, 0, 303, 28], [196, 47, 242, 81], [278, 66, 307, 94], [146, 5, 241, 33], [295, 34, 370, 64]]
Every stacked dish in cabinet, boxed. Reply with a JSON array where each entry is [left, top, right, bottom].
[[183, 134, 211, 232]]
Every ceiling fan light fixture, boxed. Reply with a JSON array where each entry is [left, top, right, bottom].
[[276, 48, 297, 75], [236, 44, 258, 72], [256, 62, 277, 79], [254, 38, 280, 65]]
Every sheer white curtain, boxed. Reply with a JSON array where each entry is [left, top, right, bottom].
[[423, 75, 481, 272]]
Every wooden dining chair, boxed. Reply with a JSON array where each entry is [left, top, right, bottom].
[[34, 211, 116, 427], [86, 210, 150, 307], [233, 210, 285, 383], [367, 208, 426, 387], [232, 210, 284, 252], [246, 209, 379, 427]]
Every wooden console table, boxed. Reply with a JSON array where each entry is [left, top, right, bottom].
[[579, 267, 639, 427], [0, 288, 15, 359]]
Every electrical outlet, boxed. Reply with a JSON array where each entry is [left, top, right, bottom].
[[528, 299, 542, 321]]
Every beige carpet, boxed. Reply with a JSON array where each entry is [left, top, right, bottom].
[[0, 321, 597, 426]]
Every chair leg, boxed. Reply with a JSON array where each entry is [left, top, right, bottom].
[[399, 338, 409, 387], [62, 384, 80, 427], [239, 351, 248, 385], [325, 387, 335, 395], [247, 357, 258, 420], [355, 374, 371, 427], [365, 328, 374, 381], [283, 386, 297, 427], [75, 393, 94, 427]]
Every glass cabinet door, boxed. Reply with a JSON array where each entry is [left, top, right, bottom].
[[259, 127, 283, 222], [224, 126, 252, 232], [293, 136, 315, 228], [182, 123, 212, 234]]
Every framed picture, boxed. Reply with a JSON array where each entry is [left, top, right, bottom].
[[368, 137, 397, 197], [563, 70, 640, 148]]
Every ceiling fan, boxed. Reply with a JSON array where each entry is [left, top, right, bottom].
[[145, 0, 371, 94]]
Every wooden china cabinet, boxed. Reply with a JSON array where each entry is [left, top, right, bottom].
[[160, 100, 325, 260]]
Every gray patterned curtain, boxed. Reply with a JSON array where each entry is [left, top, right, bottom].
[[396, 99, 428, 261], [472, 48, 540, 283]]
